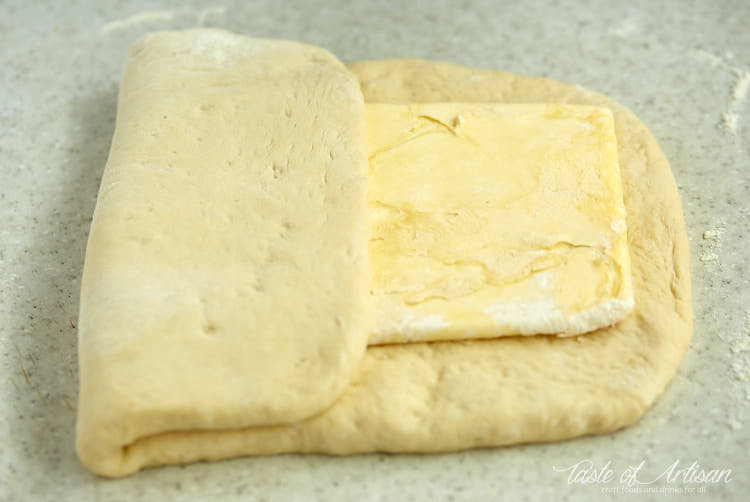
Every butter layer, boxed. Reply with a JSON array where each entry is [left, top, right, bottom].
[[367, 103, 633, 343]]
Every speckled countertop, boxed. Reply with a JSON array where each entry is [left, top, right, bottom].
[[1, 0, 749, 500]]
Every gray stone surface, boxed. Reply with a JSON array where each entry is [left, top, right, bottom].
[[1, 0, 748, 500]]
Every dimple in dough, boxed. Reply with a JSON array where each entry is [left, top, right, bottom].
[[76, 35, 692, 477]]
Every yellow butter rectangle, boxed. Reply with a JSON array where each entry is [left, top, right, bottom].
[[367, 103, 633, 344]]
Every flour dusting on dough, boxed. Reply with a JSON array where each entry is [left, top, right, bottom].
[[482, 298, 634, 337]]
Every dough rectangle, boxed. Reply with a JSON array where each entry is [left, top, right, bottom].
[[75, 30, 371, 476]]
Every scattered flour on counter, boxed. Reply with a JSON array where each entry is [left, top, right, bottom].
[[197, 6, 227, 26], [726, 311, 750, 431], [611, 19, 638, 38], [728, 417, 742, 430], [692, 49, 724, 67], [699, 225, 723, 263], [730, 311, 750, 382], [731, 327, 750, 355], [702, 229, 720, 239], [99, 10, 175, 34], [733, 311, 750, 352], [99, 6, 227, 35], [731, 362, 749, 381], [731, 71, 750, 101], [721, 70, 750, 134], [691, 50, 749, 134]]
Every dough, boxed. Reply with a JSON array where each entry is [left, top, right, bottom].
[[77, 47, 692, 476], [366, 103, 633, 343], [75, 30, 371, 475]]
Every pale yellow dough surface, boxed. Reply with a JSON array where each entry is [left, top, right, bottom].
[[367, 103, 633, 343], [75, 30, 371, 475], [77, 42, 692, 477]]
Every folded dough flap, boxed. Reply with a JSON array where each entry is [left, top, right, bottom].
[[76, 30, 371, 476], [368, 103, 634, 344]]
